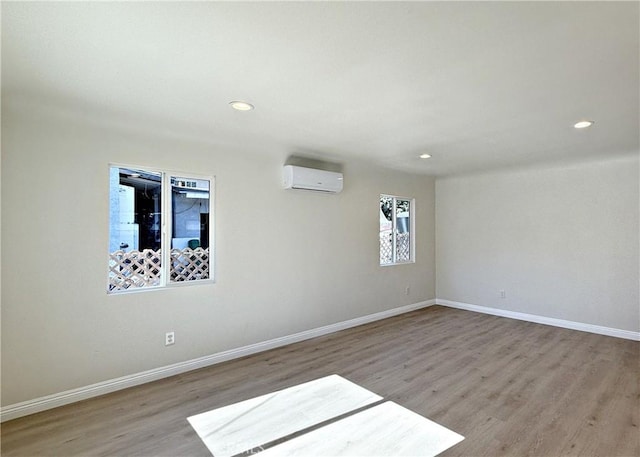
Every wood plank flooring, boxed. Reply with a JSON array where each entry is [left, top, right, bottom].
[[2, 306, 638, 456]]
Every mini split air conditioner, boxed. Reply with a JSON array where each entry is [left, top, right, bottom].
[[283, 165, 343, 193]]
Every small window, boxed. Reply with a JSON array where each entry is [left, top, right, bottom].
[[108, 166, 213, 293], [380, 195, 414, 265]]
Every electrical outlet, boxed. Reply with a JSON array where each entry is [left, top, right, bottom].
[[165, 331, 175, 346], [500, 290, 506, 299], [405, 286, 411, 295]]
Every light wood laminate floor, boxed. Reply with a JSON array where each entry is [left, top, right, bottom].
[[2, 306, 638, 456]]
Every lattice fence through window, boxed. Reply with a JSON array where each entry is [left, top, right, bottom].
[[395, 232, 411, 262], [109, 249, 162, 291], [380, 231, 410, 264], [170, 247, 210, 282], [380, 231, 393, 264], [109, 247, 210, 291]]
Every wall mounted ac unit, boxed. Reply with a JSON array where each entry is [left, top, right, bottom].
[[283, 165, 343, 193]]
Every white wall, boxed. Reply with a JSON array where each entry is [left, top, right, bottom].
[[436, 155, 639, 332], [1, 101, 436, 406]]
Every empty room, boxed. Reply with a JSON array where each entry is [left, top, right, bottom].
[[1, 2, 638, 456]]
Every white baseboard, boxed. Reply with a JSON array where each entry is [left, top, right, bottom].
[[436, 299, 640, 341], [0, 299, 435, 422]]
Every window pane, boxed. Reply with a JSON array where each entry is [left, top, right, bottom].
[[108, 167, 162, 292], [379, 195, 413, 265], [380, 195, 393, 265], [170, 176, 211, 282], [395, 199, 411, 262]]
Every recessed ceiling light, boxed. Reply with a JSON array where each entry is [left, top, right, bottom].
[[419, 153, 432, 159], [229, 101, 254, 111], [574, 120, 594, 129]]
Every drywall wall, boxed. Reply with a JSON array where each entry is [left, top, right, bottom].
[[436, 155, 639, 332], [1, 99, 436, 406]]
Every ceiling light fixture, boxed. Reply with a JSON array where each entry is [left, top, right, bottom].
[[419, 153, 432, 159], [574, 120, 594, 129], [229, 101, 254, 111]]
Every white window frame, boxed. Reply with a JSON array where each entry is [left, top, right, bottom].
[[380, 194, 415, 266], [108, 163, 215, 294]]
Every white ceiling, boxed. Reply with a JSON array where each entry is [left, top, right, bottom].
[[2, 2, 638, 176]]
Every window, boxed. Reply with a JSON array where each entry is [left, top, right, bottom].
[[108, 166, 213, 293], [380, 195, 413, 265]]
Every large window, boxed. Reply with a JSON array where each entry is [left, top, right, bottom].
[[380, 195, 414, 265], [108, 166, 213, 293]]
